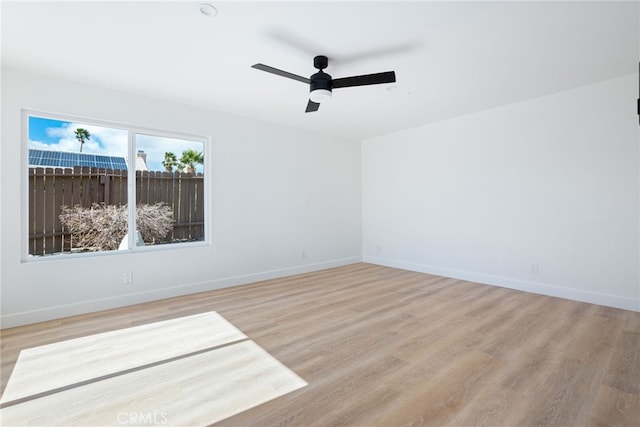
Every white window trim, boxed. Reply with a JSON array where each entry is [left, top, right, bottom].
[[21, 109, 211, 263]]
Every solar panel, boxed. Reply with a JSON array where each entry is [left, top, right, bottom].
[[28, 149, 128, 170], [112, 158, 128, 169], [116, 158, 128, 169]]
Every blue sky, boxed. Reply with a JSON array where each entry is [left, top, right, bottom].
[[29, 117, 204, 173], [29, 117, 66, 144]]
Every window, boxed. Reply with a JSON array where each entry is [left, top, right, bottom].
[[24, 112, 208, 259]]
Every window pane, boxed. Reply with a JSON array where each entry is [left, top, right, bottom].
[[28, 116, 129, 256], [134, 134, 205, 247]]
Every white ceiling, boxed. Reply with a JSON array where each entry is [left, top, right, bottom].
[[2, 1, 638, 140]]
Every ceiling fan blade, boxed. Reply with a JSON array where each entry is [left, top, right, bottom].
[[251, 64, 310, 84], [305, 99, 320, 113], [332, 71, 396, 89]]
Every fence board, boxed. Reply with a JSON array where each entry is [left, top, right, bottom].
[[178, 173, 190, 240], [148, 171, 158, 204], [28, 169, 37, 255], [62, 169, 74, 251], [194, 175, 205, 239], [93, 168, 105, 204], [112, 169, 126, 206], [172, 175, 180, 239], [52, 168, 65, 253], [138, 171, 147, 204], [33, 168, 46, 255], [180, 174, 188, 240], [71, 167, 82, 208], [43, 168, 55, 254]]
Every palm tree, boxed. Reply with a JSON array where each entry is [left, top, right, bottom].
[[74, 128, 91, 153], [162, 152, 180, 173], [180, 149, 204, 174]]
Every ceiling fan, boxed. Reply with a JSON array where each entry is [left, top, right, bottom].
[[251, 55, 396, 113]]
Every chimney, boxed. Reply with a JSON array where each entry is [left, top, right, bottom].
[[136, 150, 147, 167]]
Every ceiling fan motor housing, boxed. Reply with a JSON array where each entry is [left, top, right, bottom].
[[310, 71, 332, 94]]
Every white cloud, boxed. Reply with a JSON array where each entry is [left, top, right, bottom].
[[29, 140, 57, 150], [42, 122, 128, 157]]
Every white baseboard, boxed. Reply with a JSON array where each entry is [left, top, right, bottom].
[[363, 256, 640, 312], [1, 257, 362, 328]]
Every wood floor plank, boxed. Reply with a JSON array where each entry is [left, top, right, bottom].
[[1, 263, 639, 426], [624, 312, 640, 334], [370, 350, 503, 426], [587, 384, 640, 427], [603, 331, 640, 395]]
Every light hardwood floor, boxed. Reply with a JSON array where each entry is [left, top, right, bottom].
[[2, 263, 639, 426]]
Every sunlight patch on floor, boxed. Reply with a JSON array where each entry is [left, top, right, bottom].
[[0, 312, 307, 426]]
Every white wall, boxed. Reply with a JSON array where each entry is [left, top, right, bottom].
[[1, 68, 362, 327], [3, 69, 638, 328], [363, 74, 640, 311]]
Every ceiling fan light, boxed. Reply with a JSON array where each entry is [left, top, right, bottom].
[[310, 89, 332, 104]]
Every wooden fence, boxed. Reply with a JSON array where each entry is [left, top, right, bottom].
[[29, 166, 204, 256]]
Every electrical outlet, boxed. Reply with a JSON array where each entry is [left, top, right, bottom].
[[123, 272, 133, 284], [301, 250, 307, 259], [531, 264, 539, 274]]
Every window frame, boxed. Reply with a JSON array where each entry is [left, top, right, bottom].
[[21, 109, 211, 262]]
